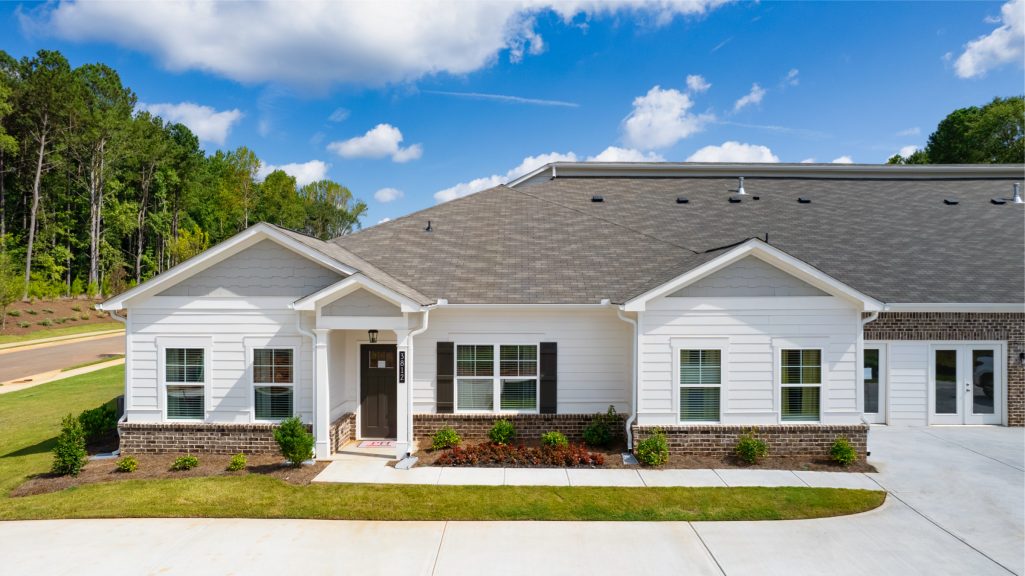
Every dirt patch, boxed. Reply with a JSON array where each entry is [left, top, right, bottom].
[[10, 452, 328, 497], [416, 439, 875, 473], [1, 298, 113, 336]]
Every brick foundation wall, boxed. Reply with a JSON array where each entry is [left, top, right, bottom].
[[413, 413, 625, 443], [118, 422, 283, 454], [864, 312, 1025, 426], [632, 424, 869, 458], [329, 413, 356, 452]]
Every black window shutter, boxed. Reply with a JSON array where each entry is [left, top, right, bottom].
[[436, 342, 454, 413], [539, 342, 557, 414]]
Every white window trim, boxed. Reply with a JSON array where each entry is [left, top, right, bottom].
[[671, 337, 729, 424], [157, 336, 212, 422], [773, 340, 828, 424], [454, 343, 540, 414], [244, 337, 300, 423]]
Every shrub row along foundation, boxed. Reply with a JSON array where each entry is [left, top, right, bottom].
[[412, 413, 625, 444], [632, 424, 869, 459]]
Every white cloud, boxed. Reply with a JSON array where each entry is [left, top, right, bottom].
[[685, 74, 711, 93], [434, 151, 577, 202], [954, 0, 1024, 78], [586, 146, 665, 162], [327, 124, 422, 163], [328, 108, 350, 122], [257, 160, 329, 187], [784, 68, 799, 86], [896, 127, 921, 137], [623, 86, 714, 149], [897, 145, 919, 157], [831, 155, 854, 164], [28, 1, 733, 88], [374, 187, 404, 203], [423, 90, 577, 107], [137, 102, 242, 146], [733, 83, 766, 112], [377, 217, 392, 225], [800, 158, 816, 163], [686, 141, 780, 163]]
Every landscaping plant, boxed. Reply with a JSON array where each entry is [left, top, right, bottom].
[[735, 430, 768, 464], [540, 431, 568, 448], [582, 405, 620, 447], [51, 413, 88, 476], [78, 403, 117, 443], [830, 436, 857, 467], [431, 427, 461, 450], [274, 416, 314, 467], [227, 453, 247, 472], [635, 428, 670, 467], [488, 419, 516, 445], [171, 455, 199, 471], [116, 456, 138, 473], [436, 442, 604, 467]]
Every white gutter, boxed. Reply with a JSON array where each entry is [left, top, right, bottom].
[[882, 303, 1024, 313], [861, 311, 879, 327], [107, 310, 129, 431], [403, 307, 433, 458], [616, 307, 638, 451]]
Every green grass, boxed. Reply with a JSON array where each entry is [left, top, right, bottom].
[[0, 366, 886, 521], [0, 322, 123, 345], [60, 354, 125, 372]]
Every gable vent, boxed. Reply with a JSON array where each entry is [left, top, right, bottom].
[[797, 197, 811, 204], [944, 198, 959, 205], [728, 194, 743, 203], [992, 198, 1007, 205], [676, 196, 689, 204], [591, 195, 604, 203]]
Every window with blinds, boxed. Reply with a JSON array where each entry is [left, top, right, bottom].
[[455, 344, 538, 412], [781, 349, 821, 422], [679, 349, 721, 422], [254, 348, 294, 420], [165, 348, 204, 420]]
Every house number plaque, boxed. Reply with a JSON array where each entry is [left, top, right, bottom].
[[398, 350, 406, 383]]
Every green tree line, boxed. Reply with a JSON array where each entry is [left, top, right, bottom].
[[888, 96, 1024, 165], [0, 49, 367, 301]]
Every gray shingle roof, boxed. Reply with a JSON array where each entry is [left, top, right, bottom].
[[332, 165, 1025, 305]]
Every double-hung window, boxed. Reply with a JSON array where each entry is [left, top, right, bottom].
[[780, 349, 821, 422], [456, 344, 538, 412], [679, 349, 721, 422], [253, 348, 294, 420], [165, 348, 205, 420]]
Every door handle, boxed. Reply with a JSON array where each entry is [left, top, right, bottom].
[[965, 382, 971, 392]]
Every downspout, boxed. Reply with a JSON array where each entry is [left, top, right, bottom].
[[404, 306, 433, 457], [107, 309, 128, 454], [616, 307, 638, 451]]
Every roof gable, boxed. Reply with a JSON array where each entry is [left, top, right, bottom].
[[668, 256, 828, 298]]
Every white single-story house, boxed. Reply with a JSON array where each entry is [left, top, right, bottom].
[[99, 162, 1025, 460]]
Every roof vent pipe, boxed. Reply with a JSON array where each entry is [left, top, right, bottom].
[[1013, 183, 1023, 204], [737, 176, 747, 195]]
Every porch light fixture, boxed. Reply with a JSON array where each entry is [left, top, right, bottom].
[[368, 330, 379, 343]]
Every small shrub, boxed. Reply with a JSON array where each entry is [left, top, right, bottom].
[[436, 442, 604, 467], [431, 427, 461, 450], [37, 319, 53, 327], [25, 309, 37, 315], [17, 321, 30, 328], [51, 414, 87, 476], [735, 430, 768, 464], [41, 307, 54, 314], [227, 453, 247, 471], [116, 456, 138, 473], [171, 454, 199, 471], [540, 431, 569, 448], [635, 429, 670, 467], [79, 403, 118, 443], [830, 436, 858, 467], [6, 309, 20, 317], [54, 317, 67, 324], [582, 405, 620, 447], [71, 305, 82, 312], [274, 416, 314, 467], [488, 419, 516, 445], [79, 314, 91, 321]]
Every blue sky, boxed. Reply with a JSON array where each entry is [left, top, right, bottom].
[[2, 1, 1023, 226]]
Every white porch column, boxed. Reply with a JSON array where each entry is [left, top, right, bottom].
[[313, 328, 331, 460], [394, 329, 412, 459]]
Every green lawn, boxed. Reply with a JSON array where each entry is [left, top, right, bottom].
[[0, 366, 885, 521], [0, 322, 123, 345]]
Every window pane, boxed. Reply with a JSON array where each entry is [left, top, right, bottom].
[[864, 349, 880, 414], [680, 387, 720, 421], [274, 349, 293, 367], [166, 348, 185, 366], [781, 349, 820, 385], [680, 349, 721, 385], [457, 378, 493, 410], [972, 349, 995, 415], [185, 348, 204, 366], [456, 345, 493, 377], [273, 366, 293, 384], [167, 385, 204, 419], [368, 349, 395, 369], [935, 349, 958, 415], [254, 349, 274, 365], [782, 386, 820, 421], [500, 379, 537, 410], [166, 348, 203, 383], [500, 345, 537, 377], [255, 386, 293, 419], [254, 365, 273, 384], [166, 365, 185, 383]]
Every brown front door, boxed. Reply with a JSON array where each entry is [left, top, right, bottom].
[[360, 344, 397, 438]]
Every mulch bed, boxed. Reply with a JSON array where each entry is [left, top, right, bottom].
[[1, 298, 113, 336], [10, 453, 328, 497]]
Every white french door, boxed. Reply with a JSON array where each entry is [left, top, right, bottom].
[[863, 346, 886, 424], [930, 344, 1002, 425]]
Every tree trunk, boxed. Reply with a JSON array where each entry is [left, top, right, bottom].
[[23, 119, 48, 299], [88, 139, 106, 290], [0, 148, 6, 242], [135, 164, 154, 283]]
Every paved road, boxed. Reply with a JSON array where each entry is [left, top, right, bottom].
[[0, 334, 124, 382], [0, 427, 1021, 575]]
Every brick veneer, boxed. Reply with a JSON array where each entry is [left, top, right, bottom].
[[118, 422, 282, 454], [413, 413, 624, 443], [329, 413, 356, 452], [632, 424, 869, 458], [864, 312, 1024, 426]]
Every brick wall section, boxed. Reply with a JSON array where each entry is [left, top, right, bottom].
[[118, 422, 282, 454], [864, 312, 1025, 426], [633, 424, 869, 458], [329, 413, 356, 452], [413, 413, 624, 443]]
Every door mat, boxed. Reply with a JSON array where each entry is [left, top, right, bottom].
[[358, 441, 395, 448]]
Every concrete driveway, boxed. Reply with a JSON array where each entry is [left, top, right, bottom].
[[0, 427, 1021, 575]]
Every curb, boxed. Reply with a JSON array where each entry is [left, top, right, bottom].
[[0, 357, 125, 394], [0, 329, 124, 353]]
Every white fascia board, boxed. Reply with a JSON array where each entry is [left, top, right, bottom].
[[98, 223, 357, 311], [436, 303, 615, 309], [622, 239, 884, 312], [506, 163, 556, 187], [883, 303, 1025, 313], [293, 274, 424, 313]]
